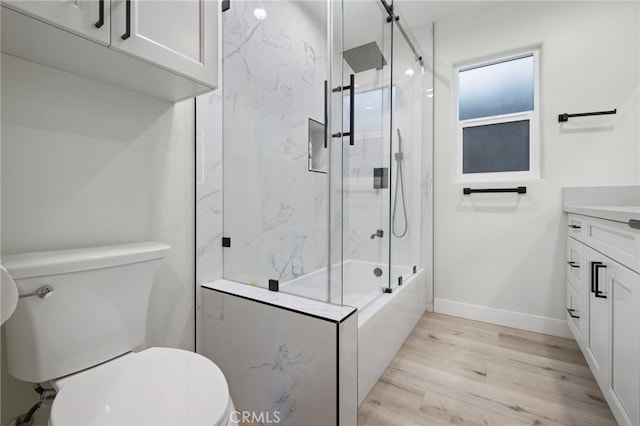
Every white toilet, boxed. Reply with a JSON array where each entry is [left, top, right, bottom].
[[3, 242, 236, 426]]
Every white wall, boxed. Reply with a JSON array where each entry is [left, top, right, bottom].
[[433, 2, 639, 335], [1, 54, 195, 425]]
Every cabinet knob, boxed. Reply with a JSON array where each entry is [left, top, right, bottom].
[[568, 224, 582, 229], [567, 261, 580, 268]]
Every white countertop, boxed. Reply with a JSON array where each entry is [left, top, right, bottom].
[[563, 186, 640, 224], [202, 279, 356, 323], [564, 205, 640, 223]]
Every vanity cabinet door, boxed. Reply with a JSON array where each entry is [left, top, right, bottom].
[[584, 246, 610, 390], [608, 262, 640, 426], [567, 236, 584, 295], [3, 0, 110, 45], [110, 0, 218, 87], [566, 283, 585, 347]]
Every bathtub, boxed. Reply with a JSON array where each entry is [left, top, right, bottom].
[[281, 259, 426, 405]]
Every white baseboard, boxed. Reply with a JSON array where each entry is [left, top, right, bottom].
[[434, 298, 573, 339]]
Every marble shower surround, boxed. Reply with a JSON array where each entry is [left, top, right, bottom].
[[195, 15, 435, 303], [222, 0, 329, 287]]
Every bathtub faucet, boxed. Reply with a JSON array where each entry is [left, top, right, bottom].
[[370, 230, 384, 239]]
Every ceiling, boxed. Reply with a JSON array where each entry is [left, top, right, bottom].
[[393, 1, 496, 29]]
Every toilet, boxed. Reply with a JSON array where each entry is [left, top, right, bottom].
[[3, 242, 236, 426]]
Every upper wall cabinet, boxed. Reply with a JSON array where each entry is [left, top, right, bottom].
[[1, 0, 218, 102], [3, 0, 111, 45], [110, 0, 217, 88]]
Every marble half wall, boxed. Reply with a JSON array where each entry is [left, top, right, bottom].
[[201, 280, 357, 425]]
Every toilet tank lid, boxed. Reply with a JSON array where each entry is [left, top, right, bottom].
[[1, 243, 170, 279]]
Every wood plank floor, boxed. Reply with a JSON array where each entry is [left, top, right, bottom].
[[358, 312, 616, 426]]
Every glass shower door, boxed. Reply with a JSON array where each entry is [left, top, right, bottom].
[[336, 0, 393, 306], [222, 0, 331, 301], [388, 2, 425, 291]]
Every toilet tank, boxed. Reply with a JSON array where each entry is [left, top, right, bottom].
[[2, 242, 170, 383]]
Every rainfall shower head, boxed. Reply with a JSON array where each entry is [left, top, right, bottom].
[[343, 42, 387, 73]]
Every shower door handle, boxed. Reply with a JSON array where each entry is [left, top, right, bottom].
[[330, 74, 355, 145], [324, 80, 328, 148], [346, 74, 355, 145]]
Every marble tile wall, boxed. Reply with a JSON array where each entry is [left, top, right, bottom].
[[196, 92, 224, 285], [196, 89, 224, 349], [222, 0, 329, 288], [200, 282, 358, 424]]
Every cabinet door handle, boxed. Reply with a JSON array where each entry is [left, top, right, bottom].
[[568, 224, 581, 229], [122, 0, 131, 40], [566, 308, 580, 319], [594, 263, 607, 298], [567, 261, 580, 268], [95, 0, 105, 28]]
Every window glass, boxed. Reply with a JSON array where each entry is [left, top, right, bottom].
[[459, 55, 534, 121], [462, 120, 530, 174]]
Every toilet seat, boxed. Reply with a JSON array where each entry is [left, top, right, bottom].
[[49, 347, 233, 426]]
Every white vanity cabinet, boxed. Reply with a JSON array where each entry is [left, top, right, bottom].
[[609, 259, 640, 425], [566, 213, 640, 426], [1, 0, 218, 102], [583, 245, 610, 390]]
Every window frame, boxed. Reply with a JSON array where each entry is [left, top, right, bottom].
[[453, 49, 540, 183]]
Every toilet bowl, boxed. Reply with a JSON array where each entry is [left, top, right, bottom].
[[3, 243, 236, 426], [49, 348, 235, 426]]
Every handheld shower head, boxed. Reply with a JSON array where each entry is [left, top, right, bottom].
[[393, 128, 408, 238], [395, 129, 403, 161]]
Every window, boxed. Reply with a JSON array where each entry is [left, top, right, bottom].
[[454, 50, 539, 182]]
